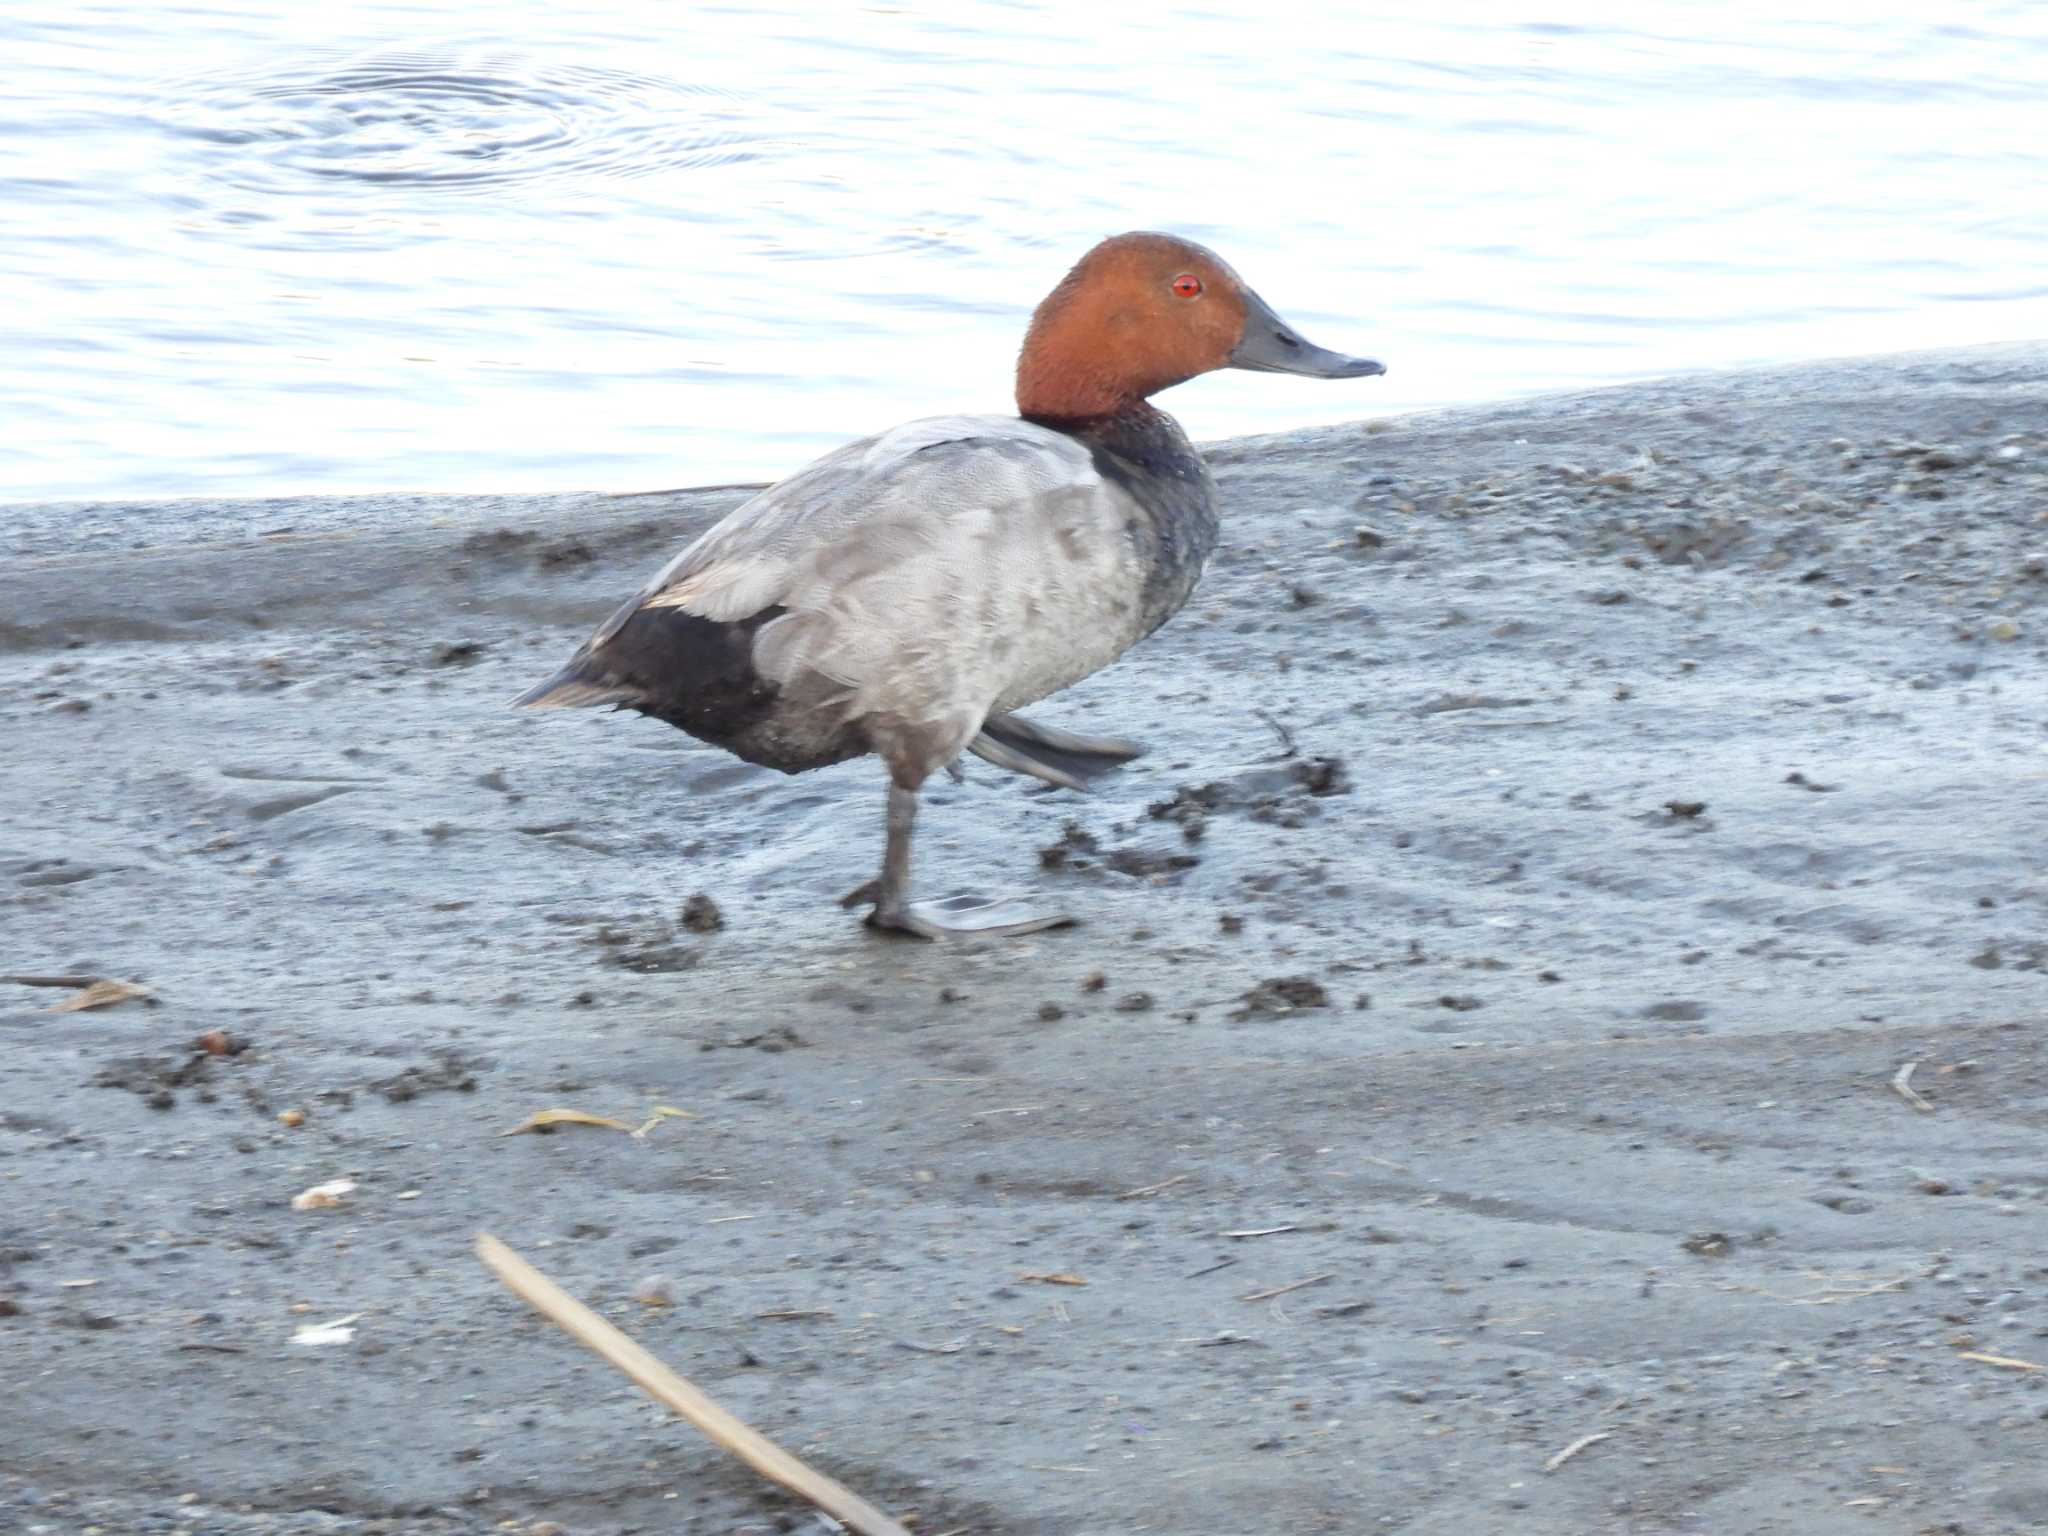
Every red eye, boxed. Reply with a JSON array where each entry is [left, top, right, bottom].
[[1170, 272, 1203, 298]]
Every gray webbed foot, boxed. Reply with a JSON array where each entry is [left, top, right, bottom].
[[868, 892, 1075, 940], [864, 771, 1082, 942], [968, 711, 1145, 792]]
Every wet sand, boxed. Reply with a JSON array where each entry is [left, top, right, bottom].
[[3, 344, 2046, 1535]]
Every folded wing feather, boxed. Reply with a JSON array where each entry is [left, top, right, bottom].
[[615, 417, 1128, 719]]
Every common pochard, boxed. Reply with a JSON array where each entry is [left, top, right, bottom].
[[516, 232, 1382, 936]]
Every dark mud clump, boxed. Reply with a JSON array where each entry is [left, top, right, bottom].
[[458, 528, 539, 559], [700, 1026, 807, 1053], [538, 537, 595, 568], [1039, 822, 1197, 880], [369, 1051, 481, 1103], [1150, 755, 1351, 837], [1038, 822, 1098, 870], [585, 917, 704, 973], [93, 1048, 236, 1110], [1105, 847, 1200, 879], [679, 892, 725, 932], [1232, 976, 1331, 1019]]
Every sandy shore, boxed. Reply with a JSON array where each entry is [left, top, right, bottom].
[[3, 344, 2046, 1535]]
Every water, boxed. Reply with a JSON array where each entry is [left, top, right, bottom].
[[5, 1, 2046, 503]]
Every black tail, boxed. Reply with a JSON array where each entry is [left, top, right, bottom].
[[511, 653, 639, 709], [513, 602, 793, 751]]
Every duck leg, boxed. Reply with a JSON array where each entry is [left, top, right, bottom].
[[969, 711, 1145, 793], [865, 781, 1075, 939]]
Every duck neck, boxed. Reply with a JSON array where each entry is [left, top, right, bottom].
[[1019, 396, 1164, 443], [1046, 403, 1219, 641], [1015, 289, 1191, 424], [1015, 365, 1152, 426]]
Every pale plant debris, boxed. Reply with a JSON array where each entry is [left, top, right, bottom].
[[1891, 1061, 1935, 1113], [1544, 1430, 1613, 1472], [290, 1178, 356, 1211], [1114, 1174, 1190, 1201], [49, 978, 153, 1013], [291, 1313, 361, 1347], [631, 1104, 696, 1139], [1239, 1273, 1334, 1303], [1957, 1349, 2045, 1372], [475, 1233, 913, 1536], [1792, 1274, 1912, 1305], [500, 1107, 637, 1137], [893, 1336, 966, 1355], [1017, 1271, 1087, 1286]]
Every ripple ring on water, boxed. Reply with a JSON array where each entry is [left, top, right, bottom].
[[166, 48, 768, 197]]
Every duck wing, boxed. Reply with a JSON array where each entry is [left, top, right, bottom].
[[521, 416, 1146, 745], [622, 414, 1099, 628]]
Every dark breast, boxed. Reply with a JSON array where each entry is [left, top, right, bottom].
[[601, 604, 867, 774], [1075, 407, 1220, 636]]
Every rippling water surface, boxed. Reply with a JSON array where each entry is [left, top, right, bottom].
[[5, 2, 2046, 501]]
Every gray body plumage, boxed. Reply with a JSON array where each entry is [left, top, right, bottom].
[[521, 408, 1218, 785]]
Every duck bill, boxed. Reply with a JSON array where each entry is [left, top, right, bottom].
[[1228, 288, 1385, 379]]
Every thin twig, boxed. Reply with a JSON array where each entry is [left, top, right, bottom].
[[1252, 709, 1297, 759], [1115, 1174, 1190, 1201], [1958, 1350, 2045, 1372], [1544, 1431, 1613, 1472], [1238, 1273, 1333, 1303], [893, 1337, 966, 1355], [475, 1233, 912, 1536], [1791, 1275, 1911, 1305], [1891, 1061, 1934, 1113], [0, 974, 100, 989]]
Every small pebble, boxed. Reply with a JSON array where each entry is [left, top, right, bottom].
[[633, 1276, 675, 1308], [277, 1107, 306, 1128]]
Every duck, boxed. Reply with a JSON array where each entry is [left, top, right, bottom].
[[514, 231, 1383, 937]]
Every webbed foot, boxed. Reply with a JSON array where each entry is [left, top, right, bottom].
[[969, 711, 1146, 792], [867, 892, 1075, 939]]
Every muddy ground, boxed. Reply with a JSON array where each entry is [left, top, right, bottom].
[[3, 344, 2047, 1536]]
